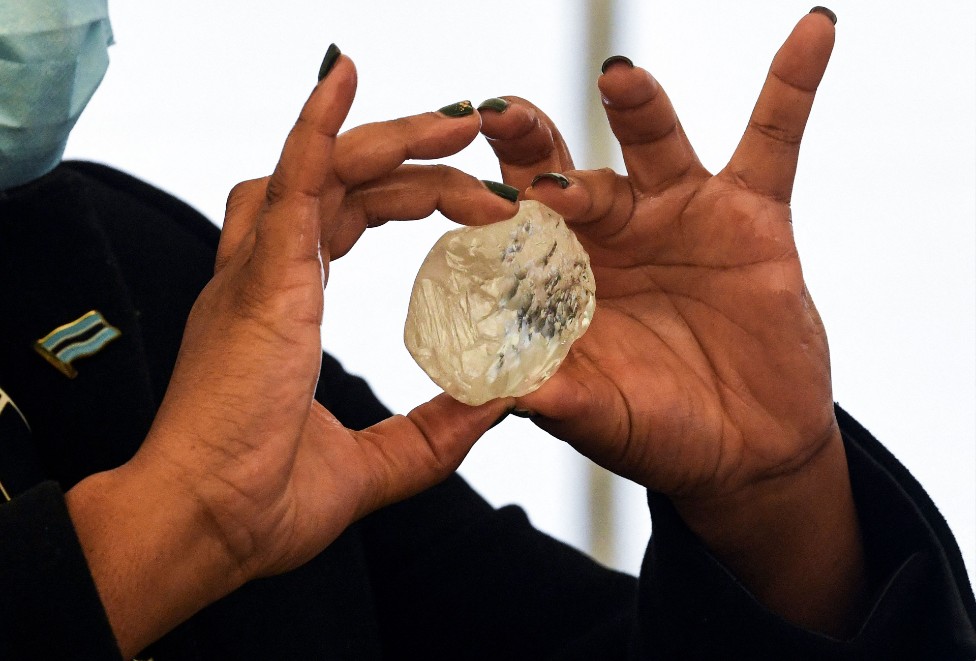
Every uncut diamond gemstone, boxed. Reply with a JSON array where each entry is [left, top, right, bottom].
[[404, 200, 596, 405]]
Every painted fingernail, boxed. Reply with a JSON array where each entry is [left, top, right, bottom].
[[437, 100, 474, 117], [510, 408, 535, 418], [809, 6, 837, 25], [477, 97, 510, 113], [531, 172, 571, 189], [317, 43, 341, 81], [601, 55, 634, 74], [481, 180, 519, 202]]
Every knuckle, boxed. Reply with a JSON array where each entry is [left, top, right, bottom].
[[430, 163, 453, 184], [264, 174, 288, 207], [226, 178, 263, 214], [748, 120, 803, 146], [391, 116, 412, 130], [621, 119, 679, 148]]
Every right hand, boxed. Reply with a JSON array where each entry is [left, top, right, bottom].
[[479, 12, 864, 634]]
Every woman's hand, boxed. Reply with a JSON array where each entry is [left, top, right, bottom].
[[67, 52, 516, 657], [481, 11, 866, 634]]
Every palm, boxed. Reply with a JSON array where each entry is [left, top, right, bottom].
[[553, 178, 833, 495], [142, 56, 515, 582], [482, 14, 838, 496]]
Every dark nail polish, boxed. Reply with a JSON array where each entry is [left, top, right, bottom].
[[601, 55, 634, 74], [481, 180, 519, 202], [510, 408, 534, 419], [809, 6, 837, 25], [437, 100, 474, 118], [317, 43, 341, 81], [531, 172, 571, 189], [477, 97, 509, 113]]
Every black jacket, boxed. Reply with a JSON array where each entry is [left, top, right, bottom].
[[0, 162, 973, 659]]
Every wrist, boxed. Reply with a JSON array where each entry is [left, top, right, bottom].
[[670, 424, 868, 636], [66, 455, 246, 657]]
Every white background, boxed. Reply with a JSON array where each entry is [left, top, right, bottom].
[[65, 1, 974, 586]]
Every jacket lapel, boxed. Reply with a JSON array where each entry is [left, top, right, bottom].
[[0, 167, 156, 490]]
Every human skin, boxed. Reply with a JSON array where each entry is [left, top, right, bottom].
[[479, 9, 866, 635], [66, 8, 863, 656], [65, 56, 518, 658]]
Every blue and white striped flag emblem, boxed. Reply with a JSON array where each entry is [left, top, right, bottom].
[[33, 310, 121, 378]]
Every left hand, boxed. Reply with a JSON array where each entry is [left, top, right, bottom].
[[68, 54, 517, 657], [480, 10, 865, 634]]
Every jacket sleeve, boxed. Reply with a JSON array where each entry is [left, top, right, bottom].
[[636, 404, 976, 660], [0, 482, 123, 660], [360, 404, 976, 660]]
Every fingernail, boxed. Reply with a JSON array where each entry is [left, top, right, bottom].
[[531, 172, 571, 189], [477, 97, 509, 113], [601, 55, 634, 74], [809, 6, 837, 25], [481, 180, 519, 202], [317, 43, 341, 81], [437, 100, 474, 118], [510, 408, 535, 419]]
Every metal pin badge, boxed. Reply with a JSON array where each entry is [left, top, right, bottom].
[[33, 310, 121, 378]]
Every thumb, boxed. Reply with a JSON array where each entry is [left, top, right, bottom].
[[353, 394, 511, 514]]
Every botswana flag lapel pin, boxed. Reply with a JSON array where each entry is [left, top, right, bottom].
[[33, 310, 121, 379]]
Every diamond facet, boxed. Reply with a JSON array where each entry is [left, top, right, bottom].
[[404, 200, 595, 405]]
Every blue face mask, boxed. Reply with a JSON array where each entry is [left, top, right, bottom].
[[0, 0, 113, 190]]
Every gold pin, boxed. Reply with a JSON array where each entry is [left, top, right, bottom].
[[33, 310, 121, 378]]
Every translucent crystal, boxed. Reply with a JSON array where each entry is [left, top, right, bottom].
[[404, 200, 596, 405]]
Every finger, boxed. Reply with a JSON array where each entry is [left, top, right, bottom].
[[215, 177, 267, 273], [513, 364, 607, 443], [598, 58, 703, 194], [252, 54, 359, 281], [266, 55, 358, 205], [333, 101, 483, 187], [478, 96, 575, 191], [329, 165, 519, 259], [354, 394, 511, 514], [725, 10, 836, 203], [525, 168, 637, 249]]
